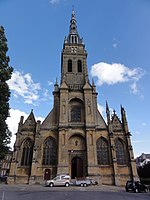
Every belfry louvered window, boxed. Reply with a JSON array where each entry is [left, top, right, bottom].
[[21, 139, 33, 166], [68, 59, 72, 72], [43, 137, 57, 165], [96, 137, 110, 165], [115, 139, 126, 165], [78, 60, 82, 72]]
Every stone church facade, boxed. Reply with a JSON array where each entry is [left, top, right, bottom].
[[8, 10, 138, 186]]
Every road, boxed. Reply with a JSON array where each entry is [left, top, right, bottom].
[[0, 184, 150, 200]]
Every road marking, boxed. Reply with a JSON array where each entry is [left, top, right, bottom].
[[2, 192, 4, 200]]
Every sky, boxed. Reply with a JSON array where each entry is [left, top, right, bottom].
[[0, 0, 150, 157]]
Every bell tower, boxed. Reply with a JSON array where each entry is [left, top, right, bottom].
[[61, 8, 88, 89]]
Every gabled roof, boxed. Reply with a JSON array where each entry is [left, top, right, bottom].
[[40, 109, 57, 130], [96, 109, 107, 129], [111, 111, 123, 132], [21, 110, 36, 131]]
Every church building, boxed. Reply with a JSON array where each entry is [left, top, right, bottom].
[[8, 10, 138, 186]]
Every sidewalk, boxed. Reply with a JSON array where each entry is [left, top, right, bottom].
[[0, 183, 125, 192]]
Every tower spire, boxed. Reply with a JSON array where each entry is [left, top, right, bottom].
[[106, 101, 110, 125], [70, 6, 77, 34], [66, 8, 83, 44], [121, 105, 129, 133]]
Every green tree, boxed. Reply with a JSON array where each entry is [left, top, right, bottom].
[[0, 26, 13, 160]]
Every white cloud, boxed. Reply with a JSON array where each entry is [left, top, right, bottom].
[[90, 62, 145, 94], [112, 43, 118, 48], [142, 122, 146, 126], [97, 103, 107, 123], [112, 38, 119, 48], [132, 140, 150, 144], [130, 82, 138, 94], [7, 109, 44, 149], [6, 109, 28, 149], [97, 103, 104, 116], [97, 103, 115, 123], [7, 71, 41, 105], [41, 89, 53, 101], [49, 0, 60, 4], [48, 80, 54, 86], [133, 131, 140, 135]]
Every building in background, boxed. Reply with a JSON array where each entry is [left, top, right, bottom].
[[0, 151, 12, 178], [136, 153, 150, 168], [136, 153, 150, 185], [8, 10, 138, 186]]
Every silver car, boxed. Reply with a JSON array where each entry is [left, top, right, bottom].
[[46, 175, 71, 187]]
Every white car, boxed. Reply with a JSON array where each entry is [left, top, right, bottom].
[[46, 175, 71, 187]]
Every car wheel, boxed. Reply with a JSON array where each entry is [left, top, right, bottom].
[[84, 183, 87, 187], [49, 182, 54, 187], [81, 183, 84, 187], [65, 182, 70, 187]]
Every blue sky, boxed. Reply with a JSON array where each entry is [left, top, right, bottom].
[[0, 0, 150, 157]]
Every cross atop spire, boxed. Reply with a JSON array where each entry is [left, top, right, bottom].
[[72, 5, 75, 19]]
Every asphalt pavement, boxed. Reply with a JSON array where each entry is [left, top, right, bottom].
[[0, 183, 150, 200]]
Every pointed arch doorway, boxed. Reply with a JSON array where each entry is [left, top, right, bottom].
[[71, 157, 83, 179], [44, 169, 51, 181]]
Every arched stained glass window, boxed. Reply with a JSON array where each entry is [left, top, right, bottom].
[[78, 60, 82, 72], [68, 59, 72, 72], [71, 106, 81, 122], [115, 139, 126, 165], [42, 137, 57, 165], [96, 137, 110, 165], [21, 138, 33, 166]]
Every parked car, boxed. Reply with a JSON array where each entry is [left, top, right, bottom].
[[0, 175, 7, 183], [46, 175, 71, 187], [125, 180, 148, 193]]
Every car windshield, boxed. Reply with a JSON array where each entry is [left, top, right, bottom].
[[53, 176, 60, 180]]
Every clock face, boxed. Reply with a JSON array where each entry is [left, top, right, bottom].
[[71, 47, 77, 53]]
